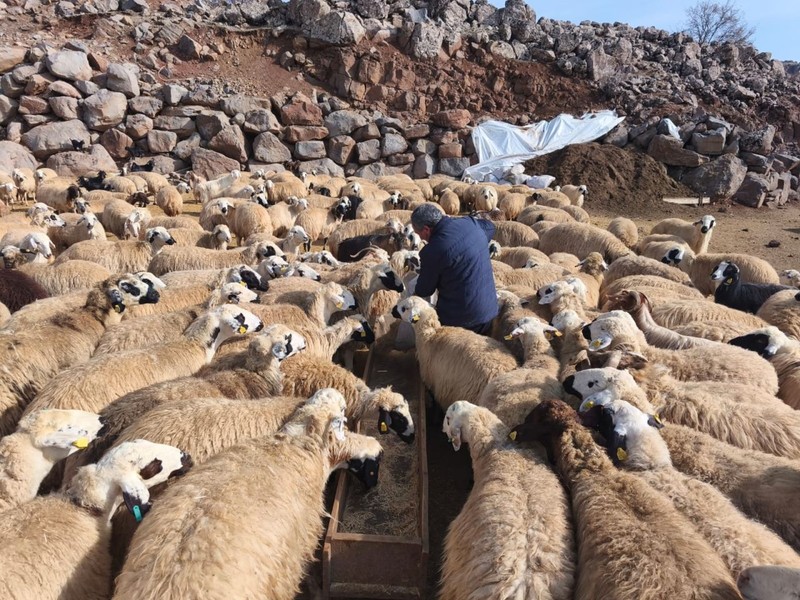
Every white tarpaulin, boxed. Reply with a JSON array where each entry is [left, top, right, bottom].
[[463, 110, 625, 183]]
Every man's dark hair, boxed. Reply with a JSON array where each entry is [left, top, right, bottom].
[[411, 204, 443, 232]]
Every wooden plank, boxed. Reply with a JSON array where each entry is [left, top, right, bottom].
[[662, 196, 710, 205]]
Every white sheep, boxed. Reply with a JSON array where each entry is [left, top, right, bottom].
[[440, 401, 575, 600], [191, 169, 242, 204], [556, 184, 588, 207], [0, 181, 17, 205], [779, 269, 800, 288], [737, 566, 800, 600], [54, 227, 176, 273], [147, 241, 281, 275], [650, 215, 716, 254], [729, 327, 800, 410], [666, 246, 780, 296], [267, 196, 309, 236], [606, 217, 638, 249], [155, 185, 183, 217], [757, 289, 800, 339], [12, 169, 36, 205], [538, 222, 631, 262]]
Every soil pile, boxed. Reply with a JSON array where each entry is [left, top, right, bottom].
[[525, 143, 696, 215]]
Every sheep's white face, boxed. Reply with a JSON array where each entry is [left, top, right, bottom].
[[780, 269, 800, 287], [376, 389, 415, 442], [134, 272, 167, 291], [298, 388, 348, 441], [1, 245, 22, 267], [78, 213, 99, 231], [661, 246, 685, 266], [43, 213, 66, 228], [505, 316, 561, 341], [711, 260, 733, 281], [18, 409, 105, 459], [386, 217, 403, 233], [579, 185, 588, 195], [537, 280, 570, 305], [404, 231, 422, 251], [259, 256, 290, 279], [74, 198, 88, 214], [214, 224, 232, 243], [263, 325, 307, 361], [12, 169, 26, 184], [146, 227, 176, 248], [214, 305, 263, 340], [22, 233, 54, 259], [220, 282, 258, 304], [176, 182, 191, 193], [287, 225, 310, 244], [331, 287, 357, 311], [230, 169, 242, 181], [392, 297, 428, 324], [389, 191, 401, 206], [252, 193, 269, 208], [293, 263, 321, 281], [696, 215, 716, 234], [27, 202, 51, 217], [488, 240, 500, 257], [108, 274, 161, 313], [564, 368, 620, 404], [585, 317, 618, 351], [216, 199, 233, 215], [524, 257, 545, 269], [442, 401, 471, 451], [550, 310, 583, 332]]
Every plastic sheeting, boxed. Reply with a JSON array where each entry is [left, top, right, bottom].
[[463, 110, 625, 183]]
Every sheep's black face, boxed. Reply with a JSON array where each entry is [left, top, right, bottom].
[[351, 322, 375, 344], [347, 454, 382, 489], [170, 452, 194, 478], [581, 324, 592, 341], [379, 270, 404, 293], [391, 305, 401, 319], [240, 268, 268, 291], [562, 375, 579, 398], [666, 248, 682, 264], [97, 416, 110, 438], [379, 408, 415, 444], [729, 333, 772, 357], [165, 237, 176, 245]]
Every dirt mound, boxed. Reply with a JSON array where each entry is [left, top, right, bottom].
[[525, 143, 696, 215]]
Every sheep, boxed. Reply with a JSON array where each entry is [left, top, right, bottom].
[[440, 401, 574, 600], [646, 297, 769, 330], [54, 227, 176, 273], [325, 219, 387, 256], [167, 224, 232, 250], [101, 200, 145, 239], [494, 262, 570, 291], [557, 184, 588, 207], [354, 191, 402, 220], [780, 269, 800, 288], [606, 217, 638, 249], [142, 216, 203, 234], [147, 240, 280, 275], [113, 390, 381, 600], [11, 168, 35, 205], [517, 205, 575, 228], [227, 199, 274, 244], [0, 302, 8, 327], [154, 185, 183, 217], [730, 327, 800, 410], [489, 241, 549, 269], [438, 188, 461, 215], [602, 254, 692, 292], [266, 197, 308, 236], [198, 197, 238, 231], [0, 409, 105, 512], [264, 176, 308, 204], [392, 297, 519, 410], [537, 278, 595, 322], [737, 566, 800, 600], [191, 169, 242, 204], [0, 268, 49, 312], [712, 261, 792, 314], [651, 214, 716, 254], [508, 399, 742, 599], [25, 304, 262, 420], [600, 275, 703, 307], [567, 366, 800, 459], [36, 179, 82, 212], [130, 171, 170, 194], [477, 317, 563, 426], [492, 220, 539, 248], [578, 395, 800, 580], [8, 258, 111, 296], [33, 168, 58, 185], [671, 319, 756, 342], [157, 264, 267, 292], [463, 185, 498, 212], [48, 212, 106, 249], [531, 189, 573, 209], [585, 310, 779, 392], [295, 204, 343, 247], [0, 440, 191, 600], [538, 222, 631, 262], [0, 182, 16, 206], [666, 246, 780, 296], [757, 289, 800, 339]]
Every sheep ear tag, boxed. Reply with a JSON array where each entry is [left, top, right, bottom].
[[508, 430, 517, 441], [411, 313, 420, 323], [725, 278, 734, 285], [238, 325, 247, 334], [123, 491, 150, 523], [378, 408, 391, 435], [72, 437, 90, 449], [647, 413, 664, 429], [616, 447, 628, 462]]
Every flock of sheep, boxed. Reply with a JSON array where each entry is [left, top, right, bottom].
[[0, 162, 798, 599]]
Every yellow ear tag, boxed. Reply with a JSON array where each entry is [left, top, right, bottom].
[[239, 281, 247, 287], [335, 301, 344, 309], [504, 334, 514, 340], [72, 437, 89, 449], [508, 431, 517, 441], [380, 422, 388, 433], [411, 314, 420, 323], [238, 325, 247, 334], [725, 278, 734, 285], [113, 305, 122, 313], [654, 413, 662, 425], [616, 447, 628, 462], [590, 339, 603, 349], [554, 330, 563, 337], [584, 401, 595, 409], [544, 331, 553, 340]]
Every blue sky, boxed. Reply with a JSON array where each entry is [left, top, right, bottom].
[[488, 1, 798, 61]]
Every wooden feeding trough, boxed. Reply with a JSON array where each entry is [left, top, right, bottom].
[[322, 348, 429, 599]]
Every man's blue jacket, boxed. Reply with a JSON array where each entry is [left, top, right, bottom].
[[414, 216, 498, 328]]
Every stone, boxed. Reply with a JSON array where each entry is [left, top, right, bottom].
[[387, 153, 414, 167], [294, 140, 327, 160], [381, 132, 408, 157], [411, 138, 436, 156], [432, 109, 471, 129], [354, 162, 395, 178], [155, 22, 185, 46], [161, 83, 188, 106], [647, 135, 708, 167], [356, 139, 380, 164], [438, 142, 462, 159], [126, 113, 153, 139], [153, 115, 196, 138], [5, 122, 23, 144], [18, 95, 49, 115], [0, 141, 37, 172], [356, 56, 383, 85], [1, 74, 25, 99], [173, 133, 201, 161], [128, 96, 163, 118], [732, 173, 771, 208], [45, 50, 92, 81], [83, 89, 127, 131], [0, 47, 27, 74], [413, 153, 436, 178], [196, 111, 229, 141], [106, 63, 140, 97], [220, 95, 271, 118], [438, 157, 471, 178], [354, 0, 387, 18], [88, 52, 109, 74], [602, 123, 629, 147], [501, 0, 537, 43], [147, 155, 188, 175], [74, 79, 100, 96], [25, 74, 56, 96], [253, 131, 291, 163], [48, 80, 82, 98], [184, 86, 220, 109], [352, 122, 381, 142], [489, 41, 516, 60], [324, 110, 367, 138], [281, 126, 325, 143], [295, 158, 345, 178], [288, 0, 331, 25], [682, 154, 748, 199], [307, 11, 366, 46], [177, 35, 202, 60], [147, 130, 178, 153], [100, 128, 134, 159], [0, 95, 17, 125], [21, 119, 91, 159], [691, 130, 726, 155], [46, 144, 117, 177], [191, 147, 241, 180], [740, 125, 776, 155], [208, 125, 248, 163], [409, 23, 444, 61], [244, 109, 282, 134], [739, 152, 770, 171], [280, 93, 323, 126], [327, 135, 356, 165], [587, 48, 615, 81], [404, 123, 430, 140], [49, 96, 79, 120]]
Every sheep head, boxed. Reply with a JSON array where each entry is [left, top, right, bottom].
[[583, 311, 642, 352], [694, 215, 715, 234], [507, 399, 578, 453], [145, 227, 176, 251], [249, 324, 307, 363], [729, 326, 791, 359], [661, 246, 686, 266], [506, 316, 561, 341], [16, 409, 106, 460], [577, 252, 607, 275], [391, 296, 432, 324], [370, 387, 415, 443], [711, 260, 739, 284]]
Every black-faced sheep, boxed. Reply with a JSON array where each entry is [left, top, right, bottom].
[[712, 261, 792, 314]]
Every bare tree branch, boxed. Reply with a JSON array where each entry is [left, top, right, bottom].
[[685, 0, 755, 45]]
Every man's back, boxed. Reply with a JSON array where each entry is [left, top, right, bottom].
[[415, 216, 498, 329]]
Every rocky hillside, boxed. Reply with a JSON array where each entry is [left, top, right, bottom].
[[0, 0, 798, 207]]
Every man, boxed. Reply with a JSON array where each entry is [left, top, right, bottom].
[[410, 204, 498, 335]]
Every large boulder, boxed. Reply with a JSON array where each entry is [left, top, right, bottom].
[[191, 147, 241, 180], [432, 109, 471, 129], [208, 125, 248, 163], [21, 119, 91, 159], [296, 157, 345, 177], [46, 144, 117, 177], [409, 23, 444, 61], [500, 0, 537, 43], [45, 50, 93, 81], [0, 47, 27, 74], [220, 95, 271, 118], [105, 63, 140, 97], [280, 93, 323, 126], [732, 172, 773, 208], [253, 131, 291, 163], [438, 157, 470, 177], [647, 135, 708, 167], [691, 130, 726, 155], [307, 11, 366, 46], [83, 89, 128, 131], [288, 0, 331, 24], [294, 140, 327, 160], [740, 125, 776, 155], [147, 130, 178, 153], [0, 141, 37, 174], [324, 110, 367, 137], [682, 154, 748, 199], [243, 109, 282, 134], [0, 95, 17, 125]]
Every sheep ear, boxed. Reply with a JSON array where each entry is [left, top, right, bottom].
[[120, 473, 152, 523], [271, 341, 288, 360], [108, 288, 125, 313], [448, 426, 462, 451], [378, 408, 392, 434], [647, 413, 664, 429], [36, 430, 90, 451]]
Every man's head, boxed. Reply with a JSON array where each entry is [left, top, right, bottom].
[[411, 204, 443, 242]]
